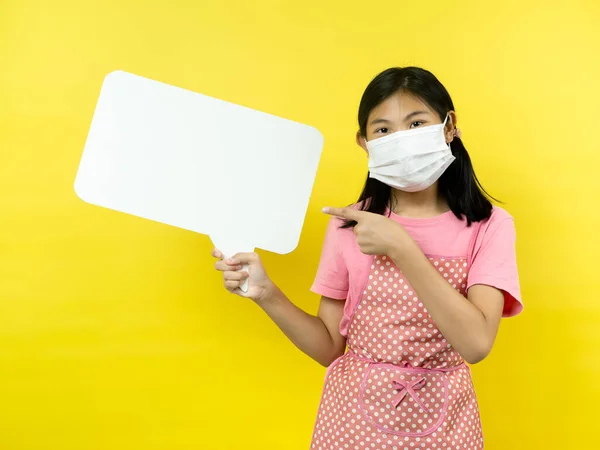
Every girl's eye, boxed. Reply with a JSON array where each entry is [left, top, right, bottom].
[[375, 127, 389, 134], [410, 121, 424, 128]]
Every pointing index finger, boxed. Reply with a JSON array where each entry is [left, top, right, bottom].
[[322, 206, 362, 221]]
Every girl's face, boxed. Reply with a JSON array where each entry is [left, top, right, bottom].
[[357, 90, 456, 149]]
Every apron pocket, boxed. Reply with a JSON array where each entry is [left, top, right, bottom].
[[358, 363, 449, 436]]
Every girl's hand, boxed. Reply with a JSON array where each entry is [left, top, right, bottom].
[[212, 249, 277, 305], [322, 207, 414, 257]]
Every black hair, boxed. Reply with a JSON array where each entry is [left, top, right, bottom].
[[342, 66, 495, 228]]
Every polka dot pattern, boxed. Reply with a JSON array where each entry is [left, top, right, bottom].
[[311, 256, 484, 450], [360, 365, 449, 435]]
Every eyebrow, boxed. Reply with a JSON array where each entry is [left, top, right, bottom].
[[368, 110, 429, 127], [404, 110, 429, 121], [368, 118, 392, 127]]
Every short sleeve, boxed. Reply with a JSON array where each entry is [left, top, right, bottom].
[[310, 217, 349, 300], [467, 217, 523, 317]]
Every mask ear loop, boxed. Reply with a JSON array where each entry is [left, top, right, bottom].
[[446, 112, 462, 140], [443, 113, 454, 148]]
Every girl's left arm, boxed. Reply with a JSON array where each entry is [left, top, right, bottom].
[[322, 206, 520, 365], [390, 244, 503, 364]]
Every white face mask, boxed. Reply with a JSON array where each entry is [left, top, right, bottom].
[[365, 115, 455, 193]]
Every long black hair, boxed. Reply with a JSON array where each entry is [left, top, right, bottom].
[[342, 67, 495, 228]]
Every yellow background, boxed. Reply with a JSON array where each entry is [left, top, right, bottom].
[[1, 0, 599, 448]]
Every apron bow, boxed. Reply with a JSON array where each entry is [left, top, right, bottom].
[[391, 377, 432, 413]]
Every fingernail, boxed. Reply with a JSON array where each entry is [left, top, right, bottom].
[[322, 207, 330, 213]]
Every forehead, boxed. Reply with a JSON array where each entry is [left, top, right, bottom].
[[369, 90, 434, 119]]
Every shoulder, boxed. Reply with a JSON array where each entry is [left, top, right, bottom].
[[323, 204, 362, 252], [479, 206, 515, 232], [489, 205, 514, 222], [473, 206, 517, 249]]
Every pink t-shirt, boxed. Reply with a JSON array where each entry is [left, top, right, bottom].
[[310, 206, 523, 337]]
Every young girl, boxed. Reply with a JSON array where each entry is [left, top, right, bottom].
[[213, 67, 522, 450]]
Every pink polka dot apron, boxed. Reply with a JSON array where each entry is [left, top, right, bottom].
[[310, 255, 484, 450]]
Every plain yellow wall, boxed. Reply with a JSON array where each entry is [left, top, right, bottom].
[[1, 0, 599, 449]]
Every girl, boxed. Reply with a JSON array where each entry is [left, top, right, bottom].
[[213, 67, 522, 450]]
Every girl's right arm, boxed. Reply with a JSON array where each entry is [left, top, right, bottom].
[[213, 249, 346, 367]]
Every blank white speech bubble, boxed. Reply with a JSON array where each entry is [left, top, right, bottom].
[[75, 71, 324, 291]]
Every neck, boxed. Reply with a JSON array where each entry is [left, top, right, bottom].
[[390, 184, 449, 218]]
